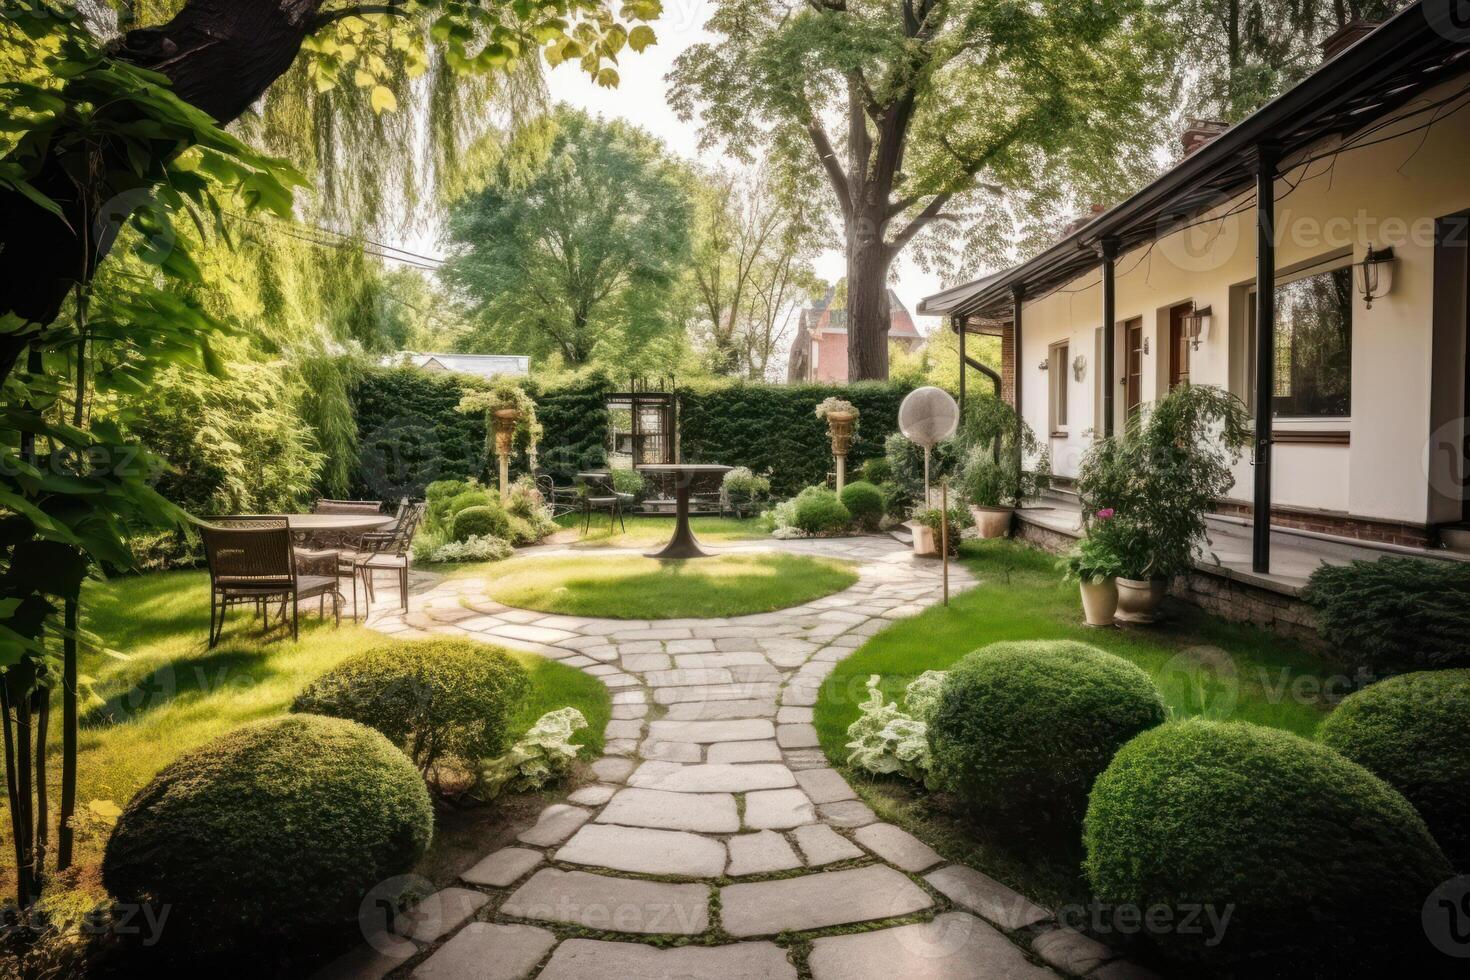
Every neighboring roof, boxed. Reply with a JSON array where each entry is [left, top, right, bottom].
[[800, 287, 921, 336], [382, 352, 530, 378], [926, 2, 1470, 322]]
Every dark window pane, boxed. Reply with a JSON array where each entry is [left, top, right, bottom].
[[1272, 266, 1352, 417]]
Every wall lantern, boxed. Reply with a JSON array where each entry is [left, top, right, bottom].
[[1037, 359, 1050, 371], [1072, 354, 1087, 381], [1182, 304, 1213, 350], [1354, 246, 1395, 309], [1142, 337, 1150, 356]]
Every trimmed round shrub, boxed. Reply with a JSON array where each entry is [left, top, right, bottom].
[[929, 640, 1166, 829], [293, 638, 529, 788], [1319, 669, 1470, 870], [1084, 720, 1451, 974], [860, 456, 893, 484], [506, 513, 538, 546], [839, 481, 884, 530], [452, 503, 511, 543], [103, 715, 432, 949], [792, 486, 850, 534]]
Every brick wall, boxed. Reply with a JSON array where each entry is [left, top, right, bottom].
[[1212, 501, 1432, 548], [814, 331, 848, 383], [1000, 325, 1016, 407]]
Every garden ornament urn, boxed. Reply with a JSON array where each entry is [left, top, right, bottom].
[[492, 408, 520, 501]]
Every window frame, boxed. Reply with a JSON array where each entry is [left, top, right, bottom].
[[1048, 340, 1070, 436], [1242, 257, 1355, 422]]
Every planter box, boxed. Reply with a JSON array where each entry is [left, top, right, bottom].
[[969, 506, 1014, 539]]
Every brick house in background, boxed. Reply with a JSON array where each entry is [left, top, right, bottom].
[[786, 286, 923, 382]]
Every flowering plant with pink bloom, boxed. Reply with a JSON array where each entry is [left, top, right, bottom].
[[1096, 507, 1115, 520]]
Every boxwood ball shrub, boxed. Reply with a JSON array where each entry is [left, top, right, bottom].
[[792, 486, 851, 534], [839, 480, 884, 530], [928, 640, 1166, 830], [103, 715, 432, 949], [1084, 719, 1451, 974], [1318, 669, 1470, 870], [293, 638, 529, 789], [451, 503, 511, 543]]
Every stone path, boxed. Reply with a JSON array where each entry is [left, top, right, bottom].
[[319, 537, 1159, 980]]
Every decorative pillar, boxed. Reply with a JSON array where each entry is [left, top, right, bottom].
[[1252, 144, 1281, 573], [827, 412, 856, 492], [1098, 238, 1120, 437], [492, 408, 519, 503]]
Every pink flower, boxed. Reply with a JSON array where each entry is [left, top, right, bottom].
[[1096, 508, 1115, 520]]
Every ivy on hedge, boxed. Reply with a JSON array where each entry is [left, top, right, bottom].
[[350, 368, 916, 499]]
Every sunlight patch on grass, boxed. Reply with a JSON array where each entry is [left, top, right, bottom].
[[481, 552, 858, 619], [550, 513, 770, 548]]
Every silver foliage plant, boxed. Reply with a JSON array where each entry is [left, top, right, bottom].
[[478, 707, 589, 798], [845, 671, 948, 784]]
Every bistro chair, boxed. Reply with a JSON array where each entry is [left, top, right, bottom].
[[200, 516, 342, 647], [578, 473, 631, 534], [536, 472, 581, 519], [351, 501, 426, 614]]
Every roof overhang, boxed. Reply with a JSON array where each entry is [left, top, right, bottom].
[[929, 1, 1470, 322]]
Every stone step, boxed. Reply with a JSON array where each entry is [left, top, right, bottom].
[[501, 868, 709, 935], [646, 719, 776, 743], [556, 824, 727, 877], [627, 762, 797, 793], [719, 865, 933, 937], [597, 787, 740, 833]]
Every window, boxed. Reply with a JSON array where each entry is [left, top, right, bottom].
[[1048, 341, 1069, 434], [1246, 265, 1353, 418]]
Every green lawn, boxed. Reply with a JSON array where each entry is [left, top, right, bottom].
[[17, 569, 608, 896], [482, 553, 859, 619], [549, 513, 771, 548]]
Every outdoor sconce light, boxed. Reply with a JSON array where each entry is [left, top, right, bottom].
[[1072, 355, 1087, 381], [1142, 337, 1150, 355], [1183, 304, 1213, 350], [1355, 246, 1395, 309], [1038, 359, 1050, 371]]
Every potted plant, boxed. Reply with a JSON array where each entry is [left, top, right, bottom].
[[1060, 509, 1126, 626], [816, 397, 859, 490], [909, 505, 972, 557], [457, 380, 541, 500], [955, 396, 1048, 538], [721, 467, 771, 518]]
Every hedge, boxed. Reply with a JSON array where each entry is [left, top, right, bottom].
[[350, 368, 919, 500], [1084, 719, 1451, 974], [103, 715, 432, 950], [1301, 556, 1470, 670], [1318, 669, 1470, 870]]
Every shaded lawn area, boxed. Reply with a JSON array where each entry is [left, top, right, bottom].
[[549, 513, 770, 548], [813, 538, 1342, 908], [10, 569, 608, 898], [482, 553, 859, 619]]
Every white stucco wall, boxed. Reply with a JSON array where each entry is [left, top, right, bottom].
[[1013, 77, 1470, 527]]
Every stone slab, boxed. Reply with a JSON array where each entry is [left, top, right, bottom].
[[775, 724, 820, 749], [397, 887, 490, 944], [743, 788, 816, 830], [590, 757, 635, 783], [628, 762, 796, 793], [720, 865, 932, 937], [853, 823, 943, 873], [411, 922, 555, 979], [567, 784, 616, 806], [517, 804, 592, 846], [816, 799, 877, 828], [808, 912, 1057, 980], [501, 869, 709, 935], [556, 823, 726, 877], [647, 719, 775, 743], [793, 768, 856, 805], [538, 938, 796, 980], [663, 699, 777, 720], [726, 831, 803, 876], [790, 824, 864, 866], [708, 740, 782, 764], [923, 865, 1052, 931], [1032, 927, 1120, 975], [312, 939, 415, 980], [597, 787, 740, 833], [641, 740, 704, 763], [461, 846, 542, 888]]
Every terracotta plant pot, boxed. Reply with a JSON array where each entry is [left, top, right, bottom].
[[908, 521, 938, 557], [969, 505, 1014, 539], [1115, 577, 1167, 623], [1079, 577, 1119, 627]]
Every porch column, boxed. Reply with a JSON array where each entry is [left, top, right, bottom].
[[1011, 284, 1025, 415], [954, 314, 967, 412], [1252, 143, 1280, 573], [1098, 238, 1120, 436]]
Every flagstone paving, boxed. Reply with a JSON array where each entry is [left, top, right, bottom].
[[319, 536, 1156, 980]]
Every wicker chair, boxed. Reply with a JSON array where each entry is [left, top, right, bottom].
[[312, 498, 383, 515], [201, 517, 342, 647], [350, 501, 425, 614], [578, 473, 631, 534]]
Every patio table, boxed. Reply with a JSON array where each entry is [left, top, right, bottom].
[[278, 513, 396, 549], [636, 464, 732, 559]]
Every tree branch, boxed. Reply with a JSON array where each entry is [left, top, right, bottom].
[[312, 1, 412, 28], [886, 191, 952, 253], [806, 116, 852, 220]]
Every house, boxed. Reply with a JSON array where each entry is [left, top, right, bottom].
[[381, 352, 530, 379], [922, 5, 1470, 576], [787, 287, 923, 382]]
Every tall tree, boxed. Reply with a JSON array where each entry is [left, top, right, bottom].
[[442, 108, 693, 367], [669, 0, 1174, 380]]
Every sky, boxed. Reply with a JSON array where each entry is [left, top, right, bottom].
[[467, 12, 953, 338]]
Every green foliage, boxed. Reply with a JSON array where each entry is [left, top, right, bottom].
[[457, 376, 542, 464], [351, 367, 488, 498], [788, 486, 850, 535], [680, 380, 910, 497], [415, 533, 515, 565], [1084, 719, 1451, 973], [610, 468, 646, 498], [1077, 383, 1251, 579], [292, 639, 530, 792], [478, 707, 589, 798], [910, 505, 973, 555], [859, 457, 893, 484], [102, 715, 432, 948], [954, 395, 1046, 508], [451, 503, 511, 544], [287, 346, 361, 498], [1059, 510, 1130, 583], [885, 430, 962, 503], [1301, 557, 1470, 670], [442, 108, 693, 365], [838, 481, 884, 530], [721, 466, 772, 515], [844, 670, 949, 782], [1318, 670, 1470, 869], [929, 640, 1167, 831]]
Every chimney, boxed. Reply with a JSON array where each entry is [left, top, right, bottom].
[[1062, 203, 1107, 237], [1181, 119, 1229, 157], [1320, 19, 1378, 62]]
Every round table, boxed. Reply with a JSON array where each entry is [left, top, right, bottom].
[[636, 464, 732, 559], [281, 514, 396, 547]]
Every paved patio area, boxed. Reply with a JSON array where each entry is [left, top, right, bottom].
[[320, 537, 1156, 980]]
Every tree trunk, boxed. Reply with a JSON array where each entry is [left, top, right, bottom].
[[0, 0, 329, 378], [845, 207, 893, 382]]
